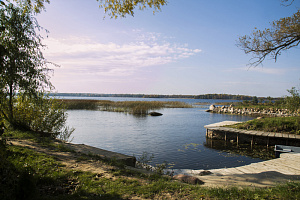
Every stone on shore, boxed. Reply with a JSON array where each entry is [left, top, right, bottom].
[[209, 104, 215, 111], [173, 174, 204, 185]]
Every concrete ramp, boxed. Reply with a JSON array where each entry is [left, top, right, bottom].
[[64, 143, 136, 167], [174, 153, 300, 188]]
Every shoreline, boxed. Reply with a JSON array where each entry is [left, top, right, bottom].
[[8, 137, 300, 188]]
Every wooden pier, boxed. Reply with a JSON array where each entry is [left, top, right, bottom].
[[204, 121, 300, 147]]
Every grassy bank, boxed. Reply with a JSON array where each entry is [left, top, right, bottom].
[[228, 116, 300, 135], [59, 99, 192, 115], [1, 129, 299, 200]]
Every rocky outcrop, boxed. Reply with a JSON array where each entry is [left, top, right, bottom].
[[173, 174, 204, 185], [206, 104, 300, 117], [149, 112, 163, 116]]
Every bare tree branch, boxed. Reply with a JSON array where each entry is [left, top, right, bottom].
[[237, 9, 300, 66]]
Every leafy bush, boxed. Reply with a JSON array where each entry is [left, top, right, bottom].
[[285, 87, 300, 113], [7, 93, 74, 141]]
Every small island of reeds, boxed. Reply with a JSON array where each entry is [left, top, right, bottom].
[[58, 99, 193, 115]]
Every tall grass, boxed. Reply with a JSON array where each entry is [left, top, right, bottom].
[[60, 99, 192, 115], [57, 99, 102, 110], [230, 116, 300, 135]]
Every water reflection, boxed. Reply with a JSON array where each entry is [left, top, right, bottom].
[[204, 138, 275, 160]]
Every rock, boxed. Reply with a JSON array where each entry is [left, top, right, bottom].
[[173, 174, 204, 185], [149, 112, 163, 116], [198, 170, 212, 176], [209, 104, 215, 111]]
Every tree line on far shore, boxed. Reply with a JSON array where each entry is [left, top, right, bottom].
[[51, 93, 260, 100]]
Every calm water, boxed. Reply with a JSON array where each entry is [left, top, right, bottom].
[[66, 97, 263, 170]]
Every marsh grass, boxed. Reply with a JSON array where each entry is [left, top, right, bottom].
[[60, 99, 192, 115], [228, 116, 300, 135]]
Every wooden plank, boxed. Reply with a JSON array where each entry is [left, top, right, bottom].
[[274, 132, 283, 138], [289, 134, 296, 139], [281, 133, 290, 139], [205, 121, 240, 128], [268, 132, 276, 137], [220, 127, 231, 132], [230, 129, 241, 133], [261, 132, 270, 137], [238, 130, 249, 134], [246, 131, 257, 136], [295, 135, 300, 139]]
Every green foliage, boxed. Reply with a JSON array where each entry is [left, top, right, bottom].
[[136, 151, 155, 170], [6, 93, 74, 141], [251, 96, 258, 105], [98, 0, 168, 18], [0, 2, 53, 122], [136, 152, 169, 175], [285, 87, 300, 112], [10, 0, 168, 18], [238, 87, 300, 115], [59, 99, 101, 110], [11, 0, 50, 13]]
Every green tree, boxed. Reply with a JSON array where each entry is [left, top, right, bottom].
[[251, 96, 258, 105], [238, 1, 299, 66], [285, 87, 300, 112], [12, 92, 74, 139], [0, 3, 52, 123], [9, 0, 167, 18]]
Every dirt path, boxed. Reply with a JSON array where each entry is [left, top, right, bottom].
[[8, 139, 118, 179]]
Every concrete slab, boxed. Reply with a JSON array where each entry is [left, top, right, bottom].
[[183, 153, 300, 188], [64, 143, 136, 167], [204, 121, 241, 128]]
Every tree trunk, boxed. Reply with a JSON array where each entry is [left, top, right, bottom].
[[8, 82, 13, 122]]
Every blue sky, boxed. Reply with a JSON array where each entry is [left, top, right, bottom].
[[35, 0, 300, 97]]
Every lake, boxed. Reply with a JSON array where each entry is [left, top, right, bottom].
[[65, 97, 264, 170]]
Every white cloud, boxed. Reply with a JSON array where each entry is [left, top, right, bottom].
[[43, 33, 202, 77]]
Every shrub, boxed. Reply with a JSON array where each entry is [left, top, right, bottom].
[[285, 87, 300, 113], [7, 93, 74, 141]]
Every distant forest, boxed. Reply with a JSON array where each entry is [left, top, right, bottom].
[[51, 93, 257, 100]]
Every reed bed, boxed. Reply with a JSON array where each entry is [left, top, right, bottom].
[[59, 99, 192, 115]]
